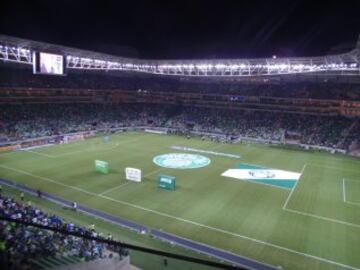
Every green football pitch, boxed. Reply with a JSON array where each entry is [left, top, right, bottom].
[[0, 131, 359, 270]]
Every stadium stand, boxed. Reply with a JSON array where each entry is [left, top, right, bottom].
[[0, 103, 358, 150], [0, 36, 359, 154], [0, 193, 129, 270]]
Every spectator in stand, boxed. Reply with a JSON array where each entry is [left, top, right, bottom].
[[0, 103, 356, 150], [0, 194, 128, 270]]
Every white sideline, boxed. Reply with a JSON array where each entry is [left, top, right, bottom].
[[99, 182, 132, 196], [22, 136, 142, 159], [1, 164, 359, 270], [55, 137, 142, 157], [24, 150, 55, 158], [99, 168, 162, 196]]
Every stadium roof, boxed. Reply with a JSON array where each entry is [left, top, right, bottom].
[[0, 34, 132, 62], [0, 34, 359, 78]]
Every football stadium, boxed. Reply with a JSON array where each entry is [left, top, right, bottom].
[[0, 2, 360, 270]]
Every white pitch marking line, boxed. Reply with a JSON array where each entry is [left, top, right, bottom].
[[99, 181, 132, 196], [99, 168, 162, 196], [55, 149, 91, 157], [54, 137, 141, 157], [19, 136, 142, 159], [283, 207, 360, 228], [143, 168, 162, 178], [300, 163, 307, 175], [346, 201, 360, 207], [100, 193, 360, 270], [1, 164, 360, 270], [282, 163, 306, 210], [309, 163, 360, 174], [282, 165, 360, 228], [0, 165, 96, 197], [281, 168, 360, 228], [24, 150, 55, 158]]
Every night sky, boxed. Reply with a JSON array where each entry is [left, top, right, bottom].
[[0, 0, 359, 59]]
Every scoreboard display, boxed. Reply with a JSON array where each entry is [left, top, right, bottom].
[[33, 51, 65, 75]]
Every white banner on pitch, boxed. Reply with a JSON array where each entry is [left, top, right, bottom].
[[125, 167, 142, 182]]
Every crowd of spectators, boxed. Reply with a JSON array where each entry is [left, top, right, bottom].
[[0, 63, 358, 150], [342, 120, 360, 150], [0, 193, 125, 270], [0, 103, 166, 142], [0, 103, 358, 150], [166, 107, 355, 148]]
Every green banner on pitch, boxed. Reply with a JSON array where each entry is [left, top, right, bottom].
[[95, 160, 109, 174], [157, 174, 176, 190]]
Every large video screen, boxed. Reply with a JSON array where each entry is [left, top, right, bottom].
[[33, 52, 65, 75], [39, 52, 63, 74]]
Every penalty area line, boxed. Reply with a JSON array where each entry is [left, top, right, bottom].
[[1, 164, 360, 270], [281, 169, 360, 229]]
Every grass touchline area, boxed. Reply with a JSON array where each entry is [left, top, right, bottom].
[[1, 131, 359, 270], [1, 174, 357, 270]]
